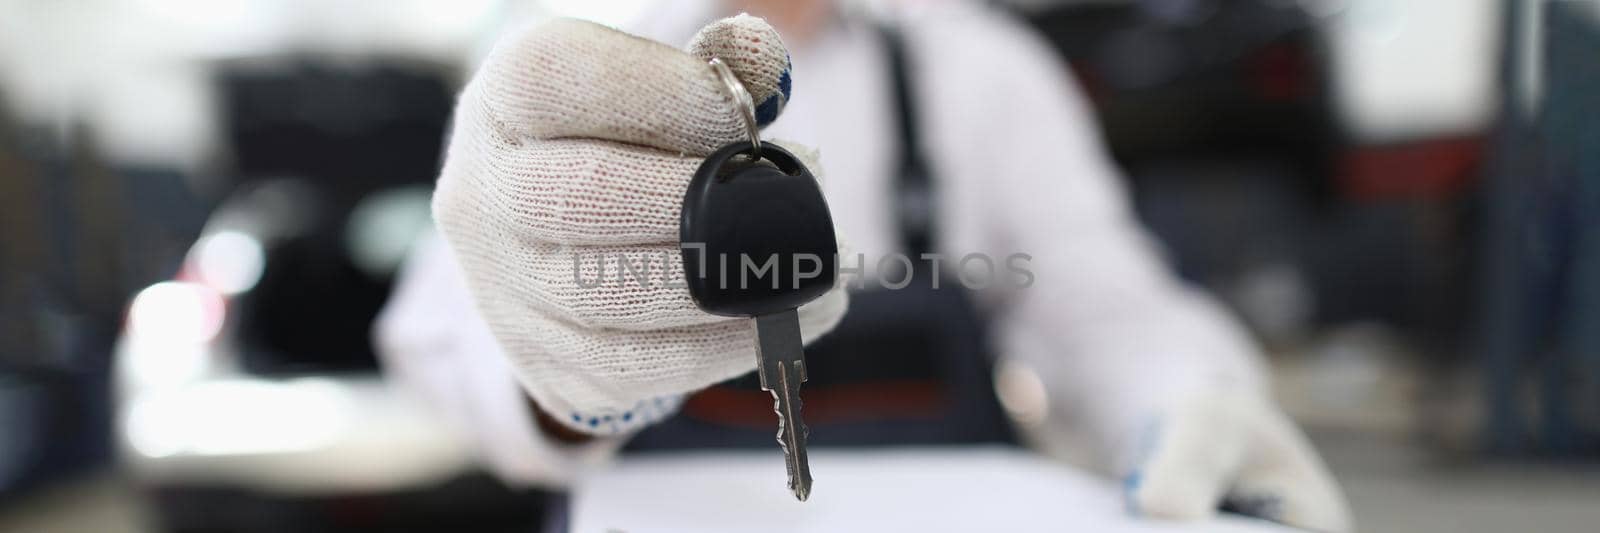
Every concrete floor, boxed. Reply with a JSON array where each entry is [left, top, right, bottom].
[[3, 430, 1599, 533], [0, 474, 148, 533], [1315, 431, 1600, 533]]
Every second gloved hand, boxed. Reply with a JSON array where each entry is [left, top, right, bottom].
[[433, 16, 848, 436], [1125, 389, 1352, 532]]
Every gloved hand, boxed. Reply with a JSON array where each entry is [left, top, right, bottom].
[[1125, 389, 1352, 532], [432, 15, 848, 436]]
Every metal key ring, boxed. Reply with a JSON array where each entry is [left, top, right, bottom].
[[708, 57, 762, 158]]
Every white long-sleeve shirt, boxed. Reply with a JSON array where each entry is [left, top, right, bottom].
[[377, 0, 1266, 486]]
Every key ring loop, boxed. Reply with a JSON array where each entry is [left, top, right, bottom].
[[708, 57, 762, 158]]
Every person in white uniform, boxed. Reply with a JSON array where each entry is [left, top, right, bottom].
[[376, 1, 1351, 530]]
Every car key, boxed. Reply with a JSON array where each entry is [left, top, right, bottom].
[[680, 138, 839, 501]]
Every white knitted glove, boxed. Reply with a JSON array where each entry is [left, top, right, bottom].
[[1125, 389, 1352, 532], [433, 15, 848, 436]]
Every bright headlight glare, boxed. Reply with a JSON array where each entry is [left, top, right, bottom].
[[128, 281, 225, 345], [126, 379, 349, 459]]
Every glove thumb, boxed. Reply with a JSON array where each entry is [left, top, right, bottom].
[[1125, 391, 1353, 532], [686, 14, 793, 127], [1227, 407, 1353, 532], [1125, 391, 1252, 523]]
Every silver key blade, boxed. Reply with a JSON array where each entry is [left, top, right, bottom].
[[754, 309, 812, 501]]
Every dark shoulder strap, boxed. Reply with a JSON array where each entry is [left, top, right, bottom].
[[879, 24, 937, 258]]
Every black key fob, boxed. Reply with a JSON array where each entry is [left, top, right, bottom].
[[680, 141, 839, 317]]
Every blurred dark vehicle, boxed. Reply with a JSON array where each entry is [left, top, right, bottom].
[[1029, 0, 1479, 354], [112, 59, 546, 533]]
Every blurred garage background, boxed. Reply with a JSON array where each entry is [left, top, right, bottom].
[[2, 0, 1599, 531]]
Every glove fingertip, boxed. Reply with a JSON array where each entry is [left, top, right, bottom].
[[1133, 479, 1222, 522], [687, 14, 793, 126]]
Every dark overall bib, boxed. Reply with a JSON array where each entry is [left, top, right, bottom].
[[626, 26, 1016, 452]]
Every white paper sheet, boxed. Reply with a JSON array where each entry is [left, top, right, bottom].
[[570, 446, 1293, 533]]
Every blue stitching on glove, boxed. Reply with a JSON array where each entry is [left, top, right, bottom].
[[1123, 415, 1166, 517], [754, 94, 782, 126], [1122, 470, 1145, 517], [754, 56, 791, 127], [565, 395, 684, 436]]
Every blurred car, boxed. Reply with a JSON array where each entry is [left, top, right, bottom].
[[111, 178, 528, 531], [107, 60, 556, 533], [114, 177, 459, 483]]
